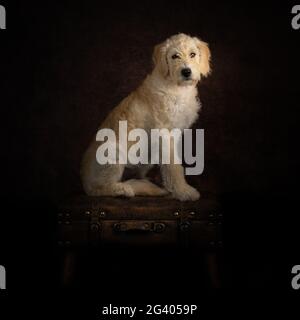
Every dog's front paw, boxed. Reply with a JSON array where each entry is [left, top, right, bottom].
[[172, 185, 200, 201]]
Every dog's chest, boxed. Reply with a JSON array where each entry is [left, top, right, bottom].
[[164, 91, 200, 129]]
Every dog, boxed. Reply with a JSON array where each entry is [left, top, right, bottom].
[[81, 33, 211, 201]]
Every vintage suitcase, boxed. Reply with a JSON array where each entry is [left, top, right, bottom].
[[57, 193, 222, 249], [57, 193, 223, 287]]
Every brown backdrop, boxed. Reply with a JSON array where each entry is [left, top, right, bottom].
[[2, 1, 299, 203]]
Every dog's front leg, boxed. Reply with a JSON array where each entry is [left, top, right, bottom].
[[160, 164, 200, 201]]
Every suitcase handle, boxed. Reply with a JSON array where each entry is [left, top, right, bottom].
[[113, 222, 165, 234]]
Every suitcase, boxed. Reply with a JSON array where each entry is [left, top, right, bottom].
[[57, 193, 222, 249], [57, 192, 223, 287]]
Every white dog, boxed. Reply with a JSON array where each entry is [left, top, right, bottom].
[[81, 33, 211, 201]]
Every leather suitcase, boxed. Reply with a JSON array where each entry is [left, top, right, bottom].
[[57, 193, 223, 250], [57, 193, 223, 288]]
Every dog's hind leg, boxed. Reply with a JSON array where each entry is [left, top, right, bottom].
[[123, 179, 169, 196], [83, 163, 135, 197]]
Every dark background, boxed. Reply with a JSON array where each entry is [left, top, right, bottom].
[[0, 0, 300, 303], [2, 1, 300, 201]]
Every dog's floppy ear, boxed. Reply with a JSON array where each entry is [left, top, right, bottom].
[[193, 37, 211, 77], [152, 41, 169, 77]]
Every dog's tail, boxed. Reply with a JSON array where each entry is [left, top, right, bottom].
[[123, 179, 169, 196]]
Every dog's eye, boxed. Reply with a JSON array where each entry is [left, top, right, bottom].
[[190, 52, 196, 58], [171, 54, 180, 60]]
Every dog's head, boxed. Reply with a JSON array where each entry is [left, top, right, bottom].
[[153, 33, 211, 86]]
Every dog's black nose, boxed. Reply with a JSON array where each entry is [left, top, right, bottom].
[[181, 68, 192, 78]]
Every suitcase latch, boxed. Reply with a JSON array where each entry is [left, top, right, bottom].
[[113, 222, 166, 234]]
